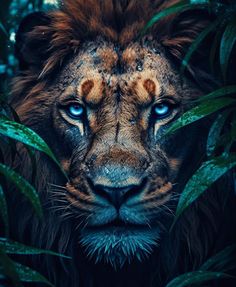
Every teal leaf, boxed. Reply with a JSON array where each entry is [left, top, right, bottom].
[[0, 237, 71, 259], [165, 270, 230, 287], [0, 164, 43, 218], [14, 262, 53, 286], [0, 118, 67, 179], [0, 185, 9, 236], [198, 85, 236, 102], [167, 97, 235, 134], [206, 110, 230, 157], [201, 245, 236, 273], [140, 0, 208, 36], [175, 153, 236, 220], [180, 19, 221, 75], [0, 247, 21, 287], [220, 19, 236, 81]]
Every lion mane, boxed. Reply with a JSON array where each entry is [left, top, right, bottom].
[[3, 0, 236, 287]]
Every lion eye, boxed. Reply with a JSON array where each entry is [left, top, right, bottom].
[[67, 104, 84, 119], [153, 103, 172, 119]]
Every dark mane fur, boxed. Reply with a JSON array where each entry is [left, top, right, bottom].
[[4, 1, 236, 286]]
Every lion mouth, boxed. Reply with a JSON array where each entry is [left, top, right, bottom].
[[85, 218, 148, 231]]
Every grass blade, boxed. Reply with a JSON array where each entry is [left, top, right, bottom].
[[220, 19, 236, 81], [0, 164, 43, 218], [0, 238, 71, 259], [198, 85, 236, 102], [167, 97, 235, 134], [0, 185, 9, 237], [206, 110, 230, 157], [180, 19, 221, 75], [0, 247, 21, 287], [0, 118, 67, 179], [140, 0, 209, 36], [174, 153, 236, 220], [165, 270, 231, 287], [201, 245, 236, 272], [14, 262, 53, 286]]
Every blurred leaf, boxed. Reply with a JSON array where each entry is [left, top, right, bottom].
[[215, 117, 236, 154], [165, 270, 231, 287], [167, 97, 235, 134], [198, 85, 236, 102], [0, 163, 43, 218], [14, 262, 53, 286], [0, 247, 21, 287], [180, 19, 220, 75], [140, 0, 208, 36], [0, 22, 8, 37], [0, 185, 9, 236], [206, 110, 230, 157], [210, 25, 224, 73], [0, 238, 71, 259], [174, 153, 236, 220], [220, 19, 236, 81], [0, 118, 67, 179], [201, 245, 236, 272]]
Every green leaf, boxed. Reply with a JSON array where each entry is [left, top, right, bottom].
[[140, 0, 208, 36], [167, 97, 235, 134], [0, 185, 9, 236], [206, 110, 230, 157], [165, 270, 230, 287], [220, 19, 236, 81], [14, 262, 53, 286], [0, 118, 67, 179], [198, 85, 236, 102], [0, 247, 21, 287], [201, 245, 236, 273], [215, 118, 236, 154], [180, 19, 221, 75], [175, 153, 236, 219], [0, 163, 43, 218], [0, 238, 71, 259]]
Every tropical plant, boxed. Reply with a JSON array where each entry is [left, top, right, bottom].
[[0, 0, 235, 286]]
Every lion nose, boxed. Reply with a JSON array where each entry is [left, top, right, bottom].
[[93, 184, 142, 209], [87, 164, 147, 209]]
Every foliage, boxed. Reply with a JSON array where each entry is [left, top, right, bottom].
[[0, 0, 235, 286]]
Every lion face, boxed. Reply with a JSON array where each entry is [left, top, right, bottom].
[[13, 38, 203, 267]]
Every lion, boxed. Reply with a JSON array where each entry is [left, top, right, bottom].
[[4, 0, 236, 286]]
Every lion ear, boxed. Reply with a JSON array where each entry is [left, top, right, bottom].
[[15, 12, 51, 70]]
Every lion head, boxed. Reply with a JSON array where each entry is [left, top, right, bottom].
[[8, 0, 235, 286]]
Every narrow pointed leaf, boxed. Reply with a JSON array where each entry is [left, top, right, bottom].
[[167, 97, 235, 134], [180, 19, 220, 75], [201, 245, 236, 272], [198, 85, 236, 102], [140, 1, 209, 36], [0, 164, 42, 217], [175, 153, 236, 219], [165, 271, 230, 287], [14, 262, 53, 286], [220, 19, 236, 81], [206, 110, 230, 157], [0, 238, 71, 259], [0, 185, 9, 236], [0, 247, 21, 287], [0, 118, 67, 179]]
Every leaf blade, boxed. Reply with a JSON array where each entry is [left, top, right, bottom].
[[175, 153, 236, 219], [0, 118, 67, 179], [167, 97, 235, 134], [0, 238, 71, 259], [0, 164, 43, 218], [0, 185, 9, 236]]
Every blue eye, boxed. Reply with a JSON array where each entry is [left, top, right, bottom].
[[67, 104, 84, 119], [153, 103, 172, 119]]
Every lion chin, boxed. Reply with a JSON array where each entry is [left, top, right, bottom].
[[79, 227, 160, 268]]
